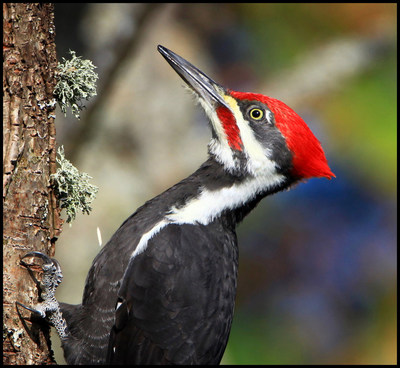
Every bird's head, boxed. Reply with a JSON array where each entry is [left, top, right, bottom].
[[158, 45, 334, 190]]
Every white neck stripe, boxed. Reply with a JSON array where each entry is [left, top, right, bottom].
[[130, 219, 169, 259], [129, 170, 284, 262], [167, 173, 283, 225]]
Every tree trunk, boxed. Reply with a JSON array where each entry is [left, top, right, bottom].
[[3, 3, 62, 364]]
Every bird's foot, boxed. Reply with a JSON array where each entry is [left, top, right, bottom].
[[17, 251, 68, 340]]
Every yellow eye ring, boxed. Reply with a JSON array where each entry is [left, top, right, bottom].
[[249, 108, 264, 121]]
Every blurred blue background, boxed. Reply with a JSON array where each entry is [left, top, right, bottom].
[[52, 4, 396, 364]]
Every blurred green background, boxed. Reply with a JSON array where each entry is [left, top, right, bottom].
[[51, 3, 396, 364]]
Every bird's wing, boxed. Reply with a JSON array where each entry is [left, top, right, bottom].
[[107, 222, 238, 365]]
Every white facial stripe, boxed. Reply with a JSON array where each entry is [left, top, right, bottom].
[[223, 95, 277, 176]]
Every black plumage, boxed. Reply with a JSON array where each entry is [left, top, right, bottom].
[[110, 221, 238, 364], [57, 156, 279, 364]]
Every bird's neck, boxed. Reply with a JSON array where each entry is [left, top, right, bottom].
[[119, 157, 290, 262], [163, 157, 289, 227]]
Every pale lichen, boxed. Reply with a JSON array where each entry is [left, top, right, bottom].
[[51, 146, 98, 223], [53, 50, 98, 119]]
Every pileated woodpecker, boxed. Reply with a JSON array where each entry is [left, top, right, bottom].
[[19, 45, 334, 364]]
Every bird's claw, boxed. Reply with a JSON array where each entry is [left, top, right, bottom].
[[16, 301, 46, 318], [17, 251, 69, 339], [21, 251, 59, 271], [17, 251, 63, 321], [21, 250, 53, 262], [20, 251, 63, 290]]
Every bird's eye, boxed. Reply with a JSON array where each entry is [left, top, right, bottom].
[[249, 108, 264, 121]]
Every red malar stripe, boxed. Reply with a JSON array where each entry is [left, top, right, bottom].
[[216, 106, 243, 151]]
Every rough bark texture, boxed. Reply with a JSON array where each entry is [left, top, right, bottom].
[[3, 3, 62, 365]]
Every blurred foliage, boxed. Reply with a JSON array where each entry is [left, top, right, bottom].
[[322, 50, 397, 197], [51, 3, 396, 365], [234, 3, 395, 70]]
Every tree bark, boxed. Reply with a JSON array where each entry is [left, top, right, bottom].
[[3, 3, 62, 364]]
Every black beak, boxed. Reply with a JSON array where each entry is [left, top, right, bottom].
[[158, 45, 230, 111]]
